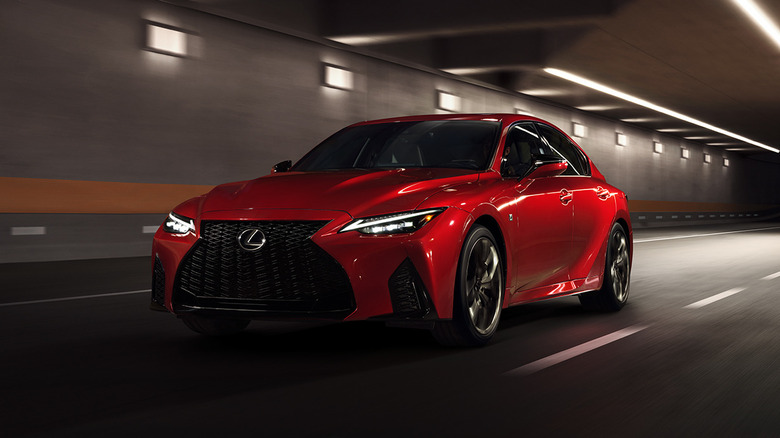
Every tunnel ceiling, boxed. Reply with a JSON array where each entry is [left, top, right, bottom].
[[167, 0, 780, 155]]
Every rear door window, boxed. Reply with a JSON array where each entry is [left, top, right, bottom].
[[535, 123, 590, 176]]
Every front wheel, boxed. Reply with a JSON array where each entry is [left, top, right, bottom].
[[433, 225, 504, 347], [579, 222, 630, 311]]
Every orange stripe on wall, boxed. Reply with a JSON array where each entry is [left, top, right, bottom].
[[0, 177, 214, 214], [0, 177, 776, 214]]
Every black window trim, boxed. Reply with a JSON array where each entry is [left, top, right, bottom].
[[534, 122, 592, 177], [500, 121, 547, 179]]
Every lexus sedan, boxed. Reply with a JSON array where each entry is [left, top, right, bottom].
[[151, 114, 632, 346]]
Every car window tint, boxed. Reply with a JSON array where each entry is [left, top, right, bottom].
[[293, 120, 499, 171], [535, 123, 590, 176], [501, 123, 550, 177]]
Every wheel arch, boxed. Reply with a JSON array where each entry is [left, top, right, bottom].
[[613, 216, 633, 268], [471, 213, 509, 305]]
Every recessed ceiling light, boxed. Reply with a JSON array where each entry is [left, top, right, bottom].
[[621, 117, 665, 123], [519, 88, 568, 97], [732, 0, 780, 50], [576, 105, 622, 111], [544, 68, 779, 153], [657, 128, 698, 133]]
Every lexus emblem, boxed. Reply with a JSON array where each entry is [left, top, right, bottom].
[[237, 228, 267, 252]]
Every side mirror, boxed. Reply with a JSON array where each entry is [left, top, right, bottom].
[[272, 160, 292, 173], [527, 156, 568, 179]]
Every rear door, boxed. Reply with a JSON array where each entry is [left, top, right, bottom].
[[535, 123, 613, 280]]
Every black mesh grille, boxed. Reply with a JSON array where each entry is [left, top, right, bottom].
[[151, 257, 165, 306], [388, 258, 430, 317], [174, 220, 354, 315]]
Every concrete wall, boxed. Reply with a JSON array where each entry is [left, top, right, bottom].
[[2, 0, 779, 262]]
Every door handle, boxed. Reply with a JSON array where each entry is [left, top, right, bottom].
[[560, 189, 573, 205], [596, 186, 610, 200]]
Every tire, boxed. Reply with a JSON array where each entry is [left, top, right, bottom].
[[181, 314, 250, 336], [579, 222, 630, 311], [433, 225, 504, 347]]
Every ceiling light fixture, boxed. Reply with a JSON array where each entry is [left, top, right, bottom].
[[733, 0, 780, 50], [620, 117, 665, 123], [544, 68, 779, 153], [576, 105, 622, 111], [657, 128, 697, 133]]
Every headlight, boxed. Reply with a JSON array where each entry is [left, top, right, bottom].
[[340, 208, 445, 234], [162, 212, 195, 235]]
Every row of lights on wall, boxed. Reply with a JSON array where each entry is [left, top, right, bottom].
[[654, 141, 729, 166], [576, 123, 729, 166], [144, 24, 471, 112], [145, 21, 733, 168]]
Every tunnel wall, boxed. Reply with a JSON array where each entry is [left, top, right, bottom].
[[2, 0, 779, 263]]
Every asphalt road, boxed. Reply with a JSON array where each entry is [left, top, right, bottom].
[[2, 222, 780, 437]]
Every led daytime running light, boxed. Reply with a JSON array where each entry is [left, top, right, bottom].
[[164, 212, 195, 234], [341, 209, 444, 234]]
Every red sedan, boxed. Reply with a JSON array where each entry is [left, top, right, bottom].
[[151, 114, 632, 346]]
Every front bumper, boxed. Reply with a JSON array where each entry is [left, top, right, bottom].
[[151, 207, 470, 321]]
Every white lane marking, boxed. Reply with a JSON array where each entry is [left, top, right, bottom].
[[0, 289, 151, 308], [634, 226, 780, 244], [504, 324, 649, 376], [683, 288, 746, 309], [762, 271, 780, 280]]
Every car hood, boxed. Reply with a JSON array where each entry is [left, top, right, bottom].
[[199, 168, 480, 218]]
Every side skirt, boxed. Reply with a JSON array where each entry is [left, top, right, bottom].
[[506, 275, 602, 306]]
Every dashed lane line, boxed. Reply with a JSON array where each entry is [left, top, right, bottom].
[[504, 324, 650, 376], [0, 289, 151, 307], [762, 271, 780, 281], [683, 288, 747, 309]]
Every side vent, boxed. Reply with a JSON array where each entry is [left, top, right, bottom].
[[388, 258, 431, 318]]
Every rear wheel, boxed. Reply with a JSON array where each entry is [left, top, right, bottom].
[[181, 314, 250, 336], [433, 225, 504, 347], [579, 222, 630, 311]]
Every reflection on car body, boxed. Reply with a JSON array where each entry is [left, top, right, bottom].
[[151, 114, 632, 346]]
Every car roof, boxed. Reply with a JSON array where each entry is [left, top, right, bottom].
[[350, 113, 545, 127]]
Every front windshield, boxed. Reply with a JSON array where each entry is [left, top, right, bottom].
[[292, 120, 500, 171]]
